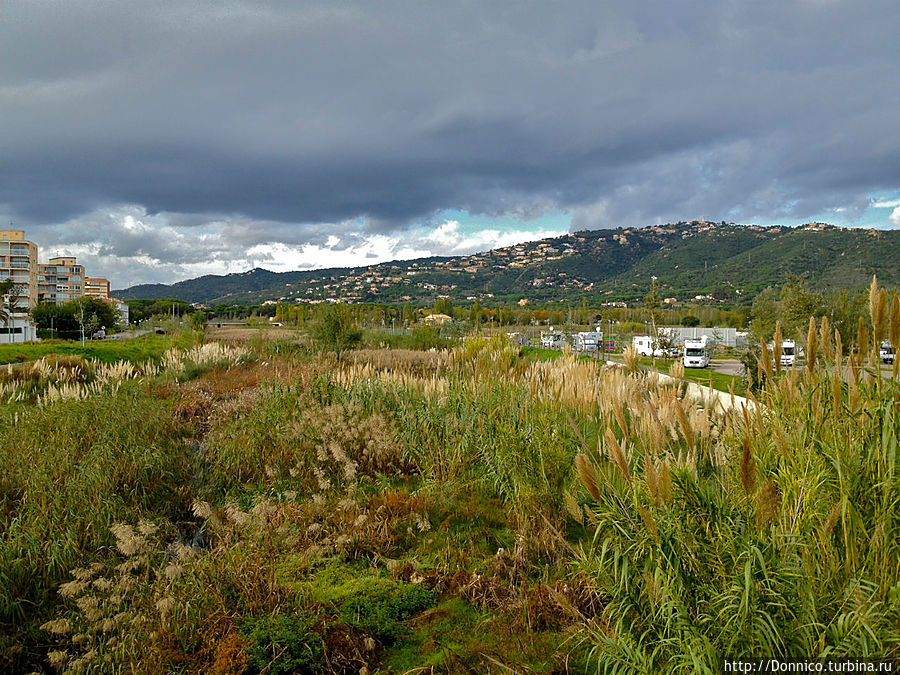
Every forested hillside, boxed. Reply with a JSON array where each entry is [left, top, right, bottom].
[[115, 222, 900, 306]]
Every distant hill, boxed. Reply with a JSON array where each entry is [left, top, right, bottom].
[[114, 221, 900, 306]]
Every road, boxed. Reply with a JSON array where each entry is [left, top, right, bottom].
[[712, 357, 895, 380]]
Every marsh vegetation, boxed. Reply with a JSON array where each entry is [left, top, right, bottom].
[[1, 284, 899, 673]]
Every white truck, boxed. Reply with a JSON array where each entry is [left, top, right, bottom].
[[881, 340, 895, 365], [682, 335, 711, 368], [574, 329, 603, 352]]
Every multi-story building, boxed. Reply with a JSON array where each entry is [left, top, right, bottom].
[[38, 256, 85, 304], [0, 230, 39, 342], [85, 277, 111, 300], [0, 230, 39, 307], [113, 299, 130, 325]]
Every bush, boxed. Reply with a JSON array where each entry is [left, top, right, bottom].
[[336, 577, 435, 642], [312, 305, 362, 358], [241, 612, 325, 675]]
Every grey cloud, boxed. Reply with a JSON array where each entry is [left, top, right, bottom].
[[1, 0, 899, 270]]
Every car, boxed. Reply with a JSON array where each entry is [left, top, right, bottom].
[[91, 329, 106, 340]]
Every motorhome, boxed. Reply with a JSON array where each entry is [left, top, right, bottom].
[[780, 339, 796, 368], [506, 332, 530, 346], [540, 329, 565, 350], [633, 335, 665, 357], [573, 329, 603, 352], [682, 335, 711, 368], [881, 340, 895, 365]]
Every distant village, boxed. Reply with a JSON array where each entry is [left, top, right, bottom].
[[229, 220, 761, 306], [0, 229, 128, 343]]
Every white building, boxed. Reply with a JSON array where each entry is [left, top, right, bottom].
[[0, 314, 39, 343]]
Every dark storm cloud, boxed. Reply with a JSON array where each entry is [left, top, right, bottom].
[[2, 0, 899, 241]]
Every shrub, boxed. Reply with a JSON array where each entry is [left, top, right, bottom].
[[312, 305, 362, 359], [241, 612, 325, 675], [334, 577, 435, 642]]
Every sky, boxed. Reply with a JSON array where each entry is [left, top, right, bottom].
[[1, 1, 899, 289]]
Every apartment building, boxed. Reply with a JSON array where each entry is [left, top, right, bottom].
[[0, 230, 39, 342], [38, 256, 85, 304], [0, 229, 39, 308], [85, 277, 111, 300]]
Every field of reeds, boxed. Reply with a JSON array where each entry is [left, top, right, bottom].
[[1, 285, 899, 673]]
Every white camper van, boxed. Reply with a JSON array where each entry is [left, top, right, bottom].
[[682, 335, 711, 368], [574, 329, 603, 352], [780, 339, 796, 368], [540, 330, 565, 350], [881, 340, 895, 365], [633, 335, 670, 358]]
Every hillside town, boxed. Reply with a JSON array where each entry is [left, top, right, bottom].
[[0, 229, 128, 343]]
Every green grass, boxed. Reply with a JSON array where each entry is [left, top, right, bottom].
[[635, 355, 747, 395], [0, 333, 179, 365], [682, 366, 746, 396], [0, 383, 192, 665], [522, 345, 565, 360]]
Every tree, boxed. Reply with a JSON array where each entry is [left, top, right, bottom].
[[779, 276, 822, 338], [31, 297, 122, 339], [0, 278, 25, 329], [749, 287, 779, 344], [433, 297, 453, 317], [311, 304, 361, 359], [644, 278, 660, 319], [681, 315, 700, 327], [469, 299, 482, 326]]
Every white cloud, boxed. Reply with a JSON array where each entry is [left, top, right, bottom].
[[25, 205, 568, 288], [872, 199, 900, 208], [424, 220, 565, 255], [890, 206, 900, 227]]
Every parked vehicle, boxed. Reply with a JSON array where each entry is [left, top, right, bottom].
[[633, 335, 670, 358], [506, 332, 530, 346], [780, 339, 796, 368], [882, 340, 895, 365], [573, 329, 603, 352], [540, 330, 565, 350], [682, 335, 711, 368]]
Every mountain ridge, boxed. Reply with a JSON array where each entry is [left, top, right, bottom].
[[114, 221, 900, 306]]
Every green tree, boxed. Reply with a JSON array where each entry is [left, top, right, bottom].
[[822, 288, 866, 346], [469, 299, 482, 326], [311, 304, 362, 359], [749, 287, 779, 343], [31, 297, 122, 339], [190, 310, 208, 330], [779, 276, 822, 338], [0, 278, 25, 329], [433, 297, 453, 317]]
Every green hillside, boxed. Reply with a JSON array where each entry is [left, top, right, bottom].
[[115, 222, 900, 306]]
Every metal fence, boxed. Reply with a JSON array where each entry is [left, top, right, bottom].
[[661, 327, 748, 348]]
